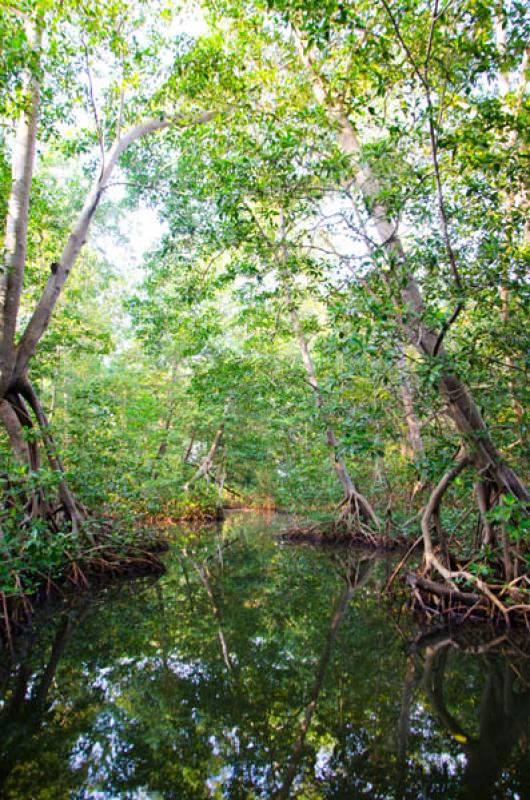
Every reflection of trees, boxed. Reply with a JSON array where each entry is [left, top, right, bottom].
[[0, 578, 159, 799], [0, 517, 529, 800], [395, 655, 419, 800], [277, 554, 375, 799], [413, 634, 530, 800], [0, 613, 73, 789], [179, 524, 248, 675], [184, 545, 234, 673]]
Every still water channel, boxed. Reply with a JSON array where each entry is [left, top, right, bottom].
[[0, 513, 529, 799]]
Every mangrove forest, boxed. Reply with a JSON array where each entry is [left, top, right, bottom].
[[0, 0, 529, 796]]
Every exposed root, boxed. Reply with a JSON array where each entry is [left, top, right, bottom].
[[403, 446, 530, 626], [337, 490, 381, 530], [0, 529, 168, 640], [386, 534, 423, 591], [407, 573, 480, 605], [403, 624, 529, 658], [405, 572, 530, 627], [145, 503, 225, 527], [278, 517, 405, 550]]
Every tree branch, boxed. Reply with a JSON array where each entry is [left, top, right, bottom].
[[433, 302, 463, 356], [13, 108, 221, 380], [83, 43, 105, 169]]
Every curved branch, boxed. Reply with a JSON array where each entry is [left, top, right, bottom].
[[421, 450, 471, 561], [421, 452, 514, 617], [433, 303, 463, 356], [13, 109, 221, 380]]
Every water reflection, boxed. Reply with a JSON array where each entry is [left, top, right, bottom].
[[0, 513, 528, 799], [407, 631, 530, 800]]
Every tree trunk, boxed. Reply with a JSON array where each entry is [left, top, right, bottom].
[[183, 423, 225, 490], [6, 390, 41, 472], [0, 59, 218, 526], [278, 219, 380, 528], [0, 25, 41, 394], [183, 429, 196, 464], [18, 377, 84, 530], [474, 481, 495, 546], [13, 110, 218, 383], [288, 301, 380, 528], [151, 395, 177, 479], [398, 353, 425, 461], [324, 232, 426, 470], [0, 389, 48, 522], [295, 37, 528, 502], [0, 399, 30, 466]]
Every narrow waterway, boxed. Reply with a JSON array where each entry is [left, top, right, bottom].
[[0, 513, 528, 799]]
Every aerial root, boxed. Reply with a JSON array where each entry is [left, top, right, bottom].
[[1, 592, 13, 653], [406, 571, 530, 626], [0, 534, 167, 642], [279, 518, 404, 550], [337, 490, 381, 531], [379, 449, 530, 626], [411, 451, 530, 625]]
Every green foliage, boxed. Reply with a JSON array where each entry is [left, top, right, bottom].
[[488, 493, 530, 548], [0, 0, 528, 596]]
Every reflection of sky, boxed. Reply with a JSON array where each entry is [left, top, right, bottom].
[[91, 653, 211, 702], [69, 650, 215, 795], [315, 743, 335, 779]]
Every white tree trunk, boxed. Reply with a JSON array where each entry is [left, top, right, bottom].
[[184, 423, 225, 490], [0, 25, 41, 392], [398, 354, 425, 460]]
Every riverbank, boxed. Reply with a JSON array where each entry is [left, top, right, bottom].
[[0, 520, 168, 643], [277, 515, 530, 627]]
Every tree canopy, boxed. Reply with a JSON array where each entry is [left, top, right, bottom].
[[0, 0, 528, 618]]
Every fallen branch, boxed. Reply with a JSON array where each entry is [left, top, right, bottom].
[[406, 572, 480, 605]]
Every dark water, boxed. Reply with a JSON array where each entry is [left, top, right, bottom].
[[0, 513, 529, 800]]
